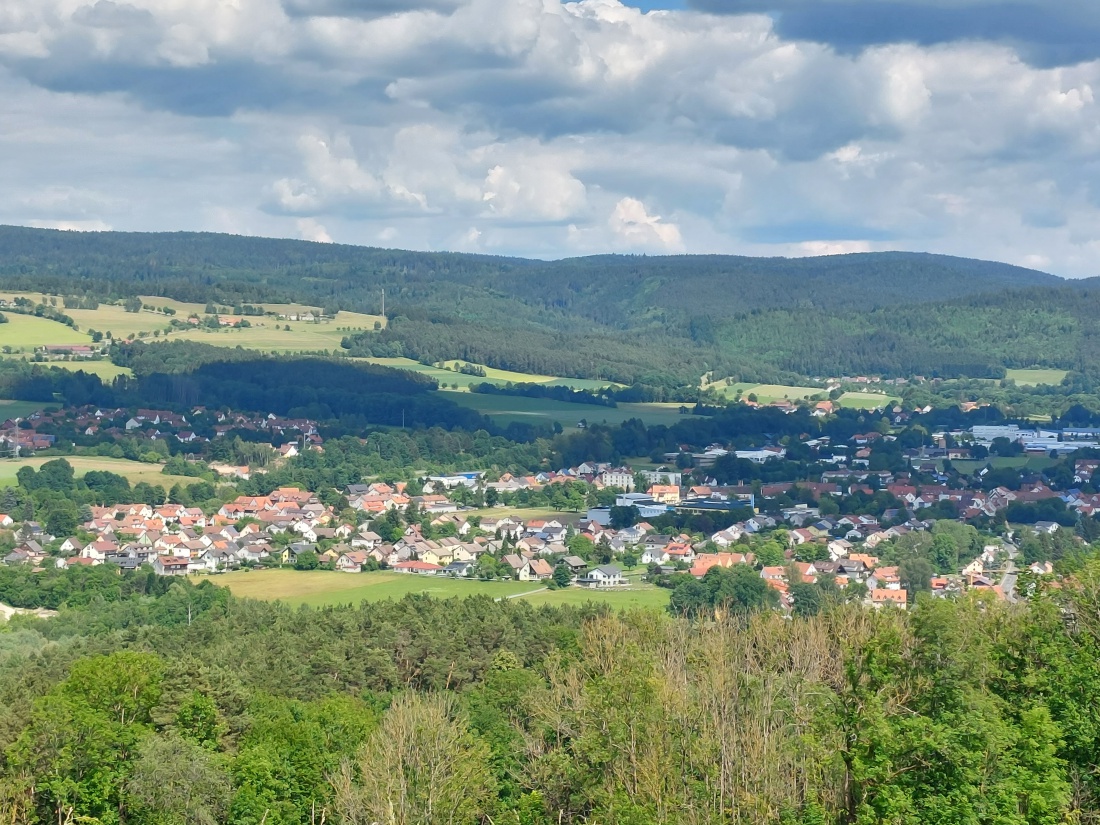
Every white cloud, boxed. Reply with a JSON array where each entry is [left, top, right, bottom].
[[24, 219, 112, 232], [794, 240, 874, 256], [482, 162, 587, 221], [296, 217, 333, 242], [0, 0, 1096, 274], [609, 197, 683, 251]]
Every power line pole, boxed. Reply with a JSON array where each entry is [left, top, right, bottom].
[[381, 288, 385, 319]]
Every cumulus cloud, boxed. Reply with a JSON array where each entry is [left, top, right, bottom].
[[609, 197, 684, 250], [296, 217, 333, 242], [0, 0, 1097, 275]]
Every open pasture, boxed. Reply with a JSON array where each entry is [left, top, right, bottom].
[[0, 456, 197, 488], [1006, 369, 1068, 387], [442, 391, 700, 428], [361, 357, 618, 391], [201, 568, 671, 610], [837, 391, 900, 410]]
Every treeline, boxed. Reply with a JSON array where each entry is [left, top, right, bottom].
[[111, 340, 264, 376], [469, 381, 618, 407], [344, 315, 727, 387], [1, 565, 1099, 823]]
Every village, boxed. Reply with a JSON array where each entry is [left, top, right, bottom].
[[3, 409, 1090, 611]]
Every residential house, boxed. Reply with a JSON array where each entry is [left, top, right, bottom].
[[153, 555, 190, 576], [576, 564, 625, 588]]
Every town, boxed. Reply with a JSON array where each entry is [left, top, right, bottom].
[[1, 396, 1090, 613]]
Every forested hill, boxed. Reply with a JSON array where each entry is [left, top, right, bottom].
[[0, 225, 1060, 316], [0, 225, 1085, 385]]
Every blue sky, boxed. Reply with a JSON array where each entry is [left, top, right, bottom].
[[0, 0, 1097, 275]]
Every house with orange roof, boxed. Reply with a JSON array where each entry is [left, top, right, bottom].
[[647, 484, 681, 505], [871, 588, 907, 609], [690, 552, 753, 577]]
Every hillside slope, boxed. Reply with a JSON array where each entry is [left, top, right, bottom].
[[0, 225, 1079, 385]]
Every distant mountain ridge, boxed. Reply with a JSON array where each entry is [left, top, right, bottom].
[[0, 225, 1082, 386], [0, 225, 1062, 314]]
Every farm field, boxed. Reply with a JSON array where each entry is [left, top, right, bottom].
[[474, 507, 584, 524], [1006, 368, 1068, 387], [66, 305, 173, 340], [0, 294, 384, 355], [359, 357, 618, 391], [201, 568, 670, 610], [0, 400, 52, 420], [168, 324, 349, 353], [949, 456, 1058, 474], [707, 379, 826, 402], [14, 360, 133, 380], [0, 456, 197, 488], [837, 391, 900, 410], [442, 391, 700, 428], [521, 583, 669, 609], [0, 314, 90, 353]]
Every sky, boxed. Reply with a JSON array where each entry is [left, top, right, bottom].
[[0, 0, 1098, 276]]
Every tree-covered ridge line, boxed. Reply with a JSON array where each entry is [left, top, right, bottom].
[[0, 562, 1098, 824], [0, 223, 1086, 387]]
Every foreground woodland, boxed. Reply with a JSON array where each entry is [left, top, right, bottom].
[[0, 564, 1097, 825]]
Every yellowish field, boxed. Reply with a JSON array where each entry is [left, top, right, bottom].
[[359, 357, 617, 391], [200, 568, 670, 610], [67, 306, 174, 339], [0, 456, 197, 488], [169, 321, 360, 353], [1006, 368, 1068, 387], [837, 391, 900, 410], [705, 379, 826, 401], [2, 359, 133, 380]]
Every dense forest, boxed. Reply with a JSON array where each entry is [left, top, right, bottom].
[[2, 225, 1094, 385], [0, 564, 1098, 824]]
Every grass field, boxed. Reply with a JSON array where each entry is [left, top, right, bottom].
[[0, 314, 91, 352], [443, 392, 699, 428], [0, 294, 384, 357], [167, 323, 353, 353], [360, 357, 618, 392], [1006, 369, 1068, 387], [0, 400, 52, 420], [0, 456, 197, 488], [707, 379, 827, 402], [949, 456, 1058, 474], [21, 360, 133, 380], [201, 568, 670, 610], [837, 391, 900, 410], [66, 306, 174, 340]]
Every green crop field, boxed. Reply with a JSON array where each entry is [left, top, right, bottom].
[[66, 306, 174, 340], [359, 357, 618, 392], [443, 391, 699, 428], [0, 400, 53, 420], [0, 456, 197, 488], [1006, 369, 1068, 387], [167, 324, 343, 352], [200, 568, 670, 610], [837, 391, 900, 410], [0, 314, 91, 352], [521, 583, 670, 609], [743, 384, 828, 402], [949, 456, 1058, 474], [707, 379, 827, 402]]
